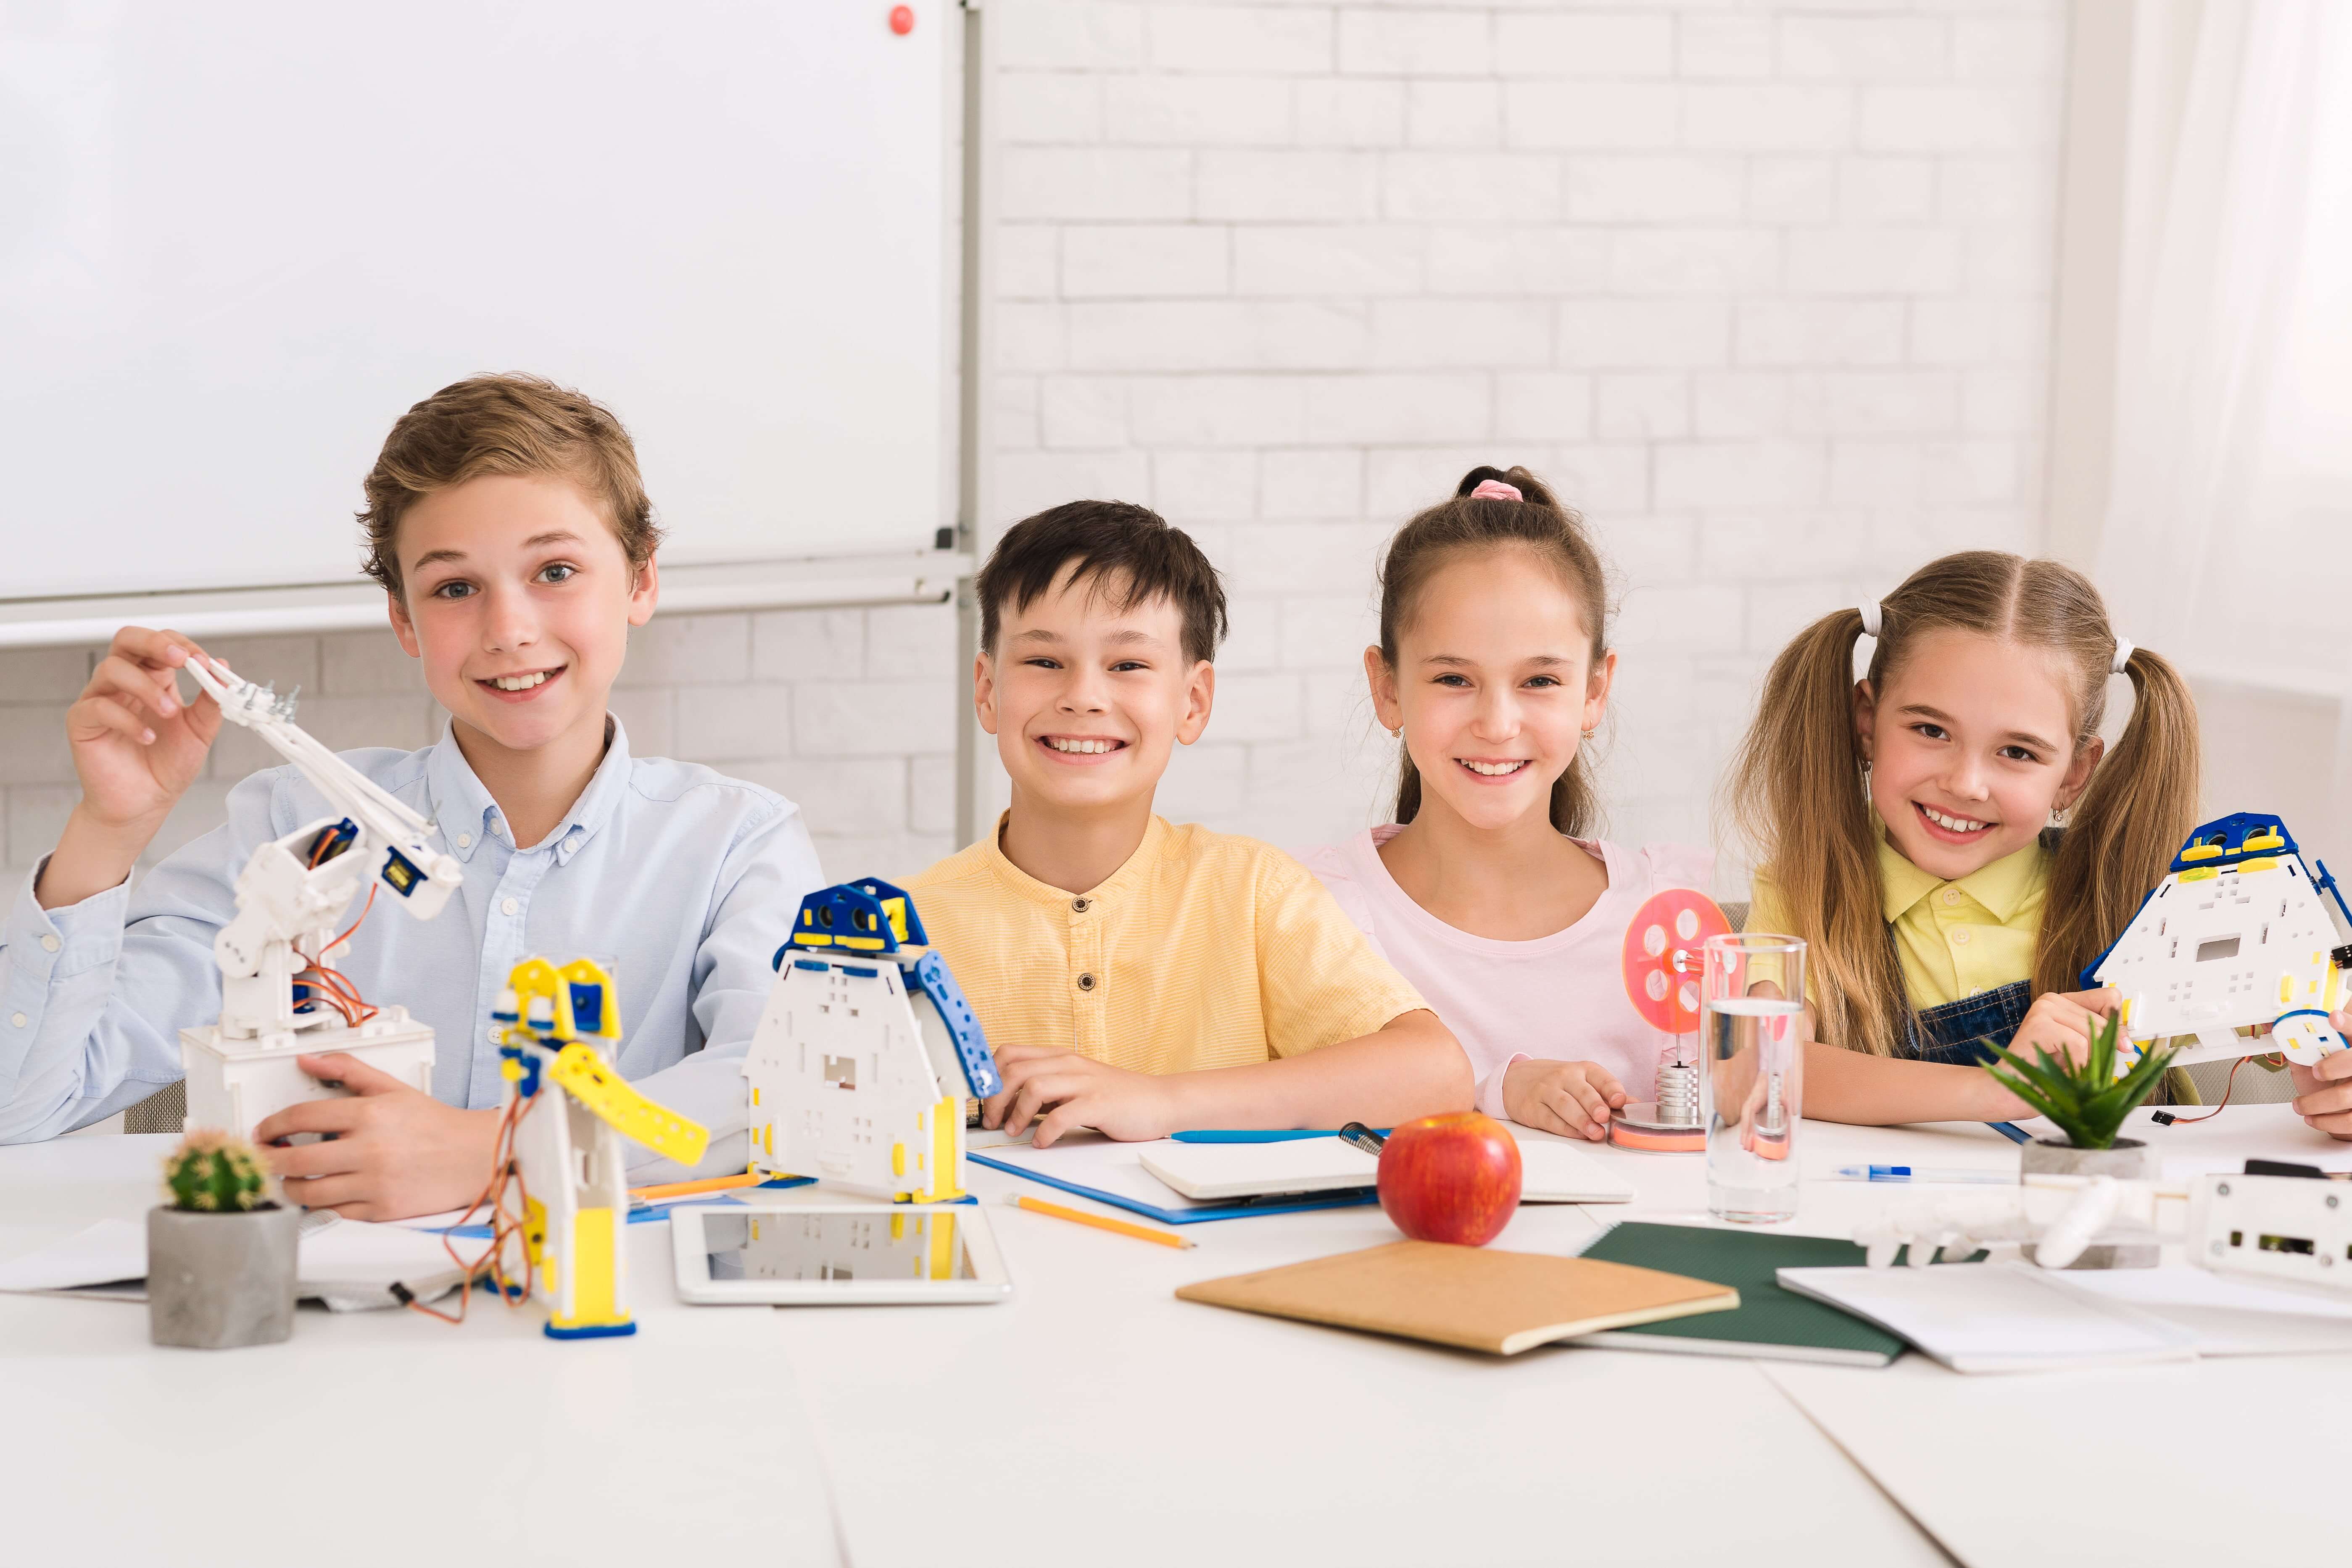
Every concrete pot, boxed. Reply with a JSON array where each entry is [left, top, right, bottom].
[[148, 1203, 299, 1349], [2019, 1138, 2158, 1270]]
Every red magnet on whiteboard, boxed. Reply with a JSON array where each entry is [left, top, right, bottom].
[[1620, 887, 1731, 1036], [890, 5, 915, 34]]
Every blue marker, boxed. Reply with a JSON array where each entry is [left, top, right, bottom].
[[1830, 1165, 2009, 1184]]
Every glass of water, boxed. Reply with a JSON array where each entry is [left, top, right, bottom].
[[1701, 933, 1807, 1224]]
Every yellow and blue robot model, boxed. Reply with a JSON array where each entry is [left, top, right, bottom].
[[2086, 813, 2352, 1074], [496, 957, 709, 1339], [742, 878, 1001, 1202]]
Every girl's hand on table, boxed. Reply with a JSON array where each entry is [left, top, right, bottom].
[[1502, 1059, 1626, 1142]]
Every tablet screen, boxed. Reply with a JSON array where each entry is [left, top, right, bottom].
[[703, 1210, 979, 1283]]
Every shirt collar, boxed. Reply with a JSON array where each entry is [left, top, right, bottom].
[[426, 716, 632, 866], [981, 811, 1170, 906], [1875, 828, 2049, 924]]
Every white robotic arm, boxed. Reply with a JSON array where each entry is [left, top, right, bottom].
[[1857, 1169, 2352, 1302], [177, 659, 464, 1137]]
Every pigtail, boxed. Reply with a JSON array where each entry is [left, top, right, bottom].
[[1726, 609, 1906, 1057], [2036, 646, 2202, 997]]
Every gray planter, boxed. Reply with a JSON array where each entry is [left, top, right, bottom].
[[2018, 1138, 2158, 1270], [148, 1203, 299, 1349]]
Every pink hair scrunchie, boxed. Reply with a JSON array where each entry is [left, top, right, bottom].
[[1469, 478, 1523, 503]]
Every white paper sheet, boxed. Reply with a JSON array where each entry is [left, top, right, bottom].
[[1777, 1262, 2201, 1373], [2054, 1263, 2352, 1355], [0, 1215, 469, 1310]]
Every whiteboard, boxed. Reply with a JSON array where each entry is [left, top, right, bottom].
[[0, 1, 949, 598]]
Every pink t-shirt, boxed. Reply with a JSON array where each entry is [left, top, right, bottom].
[[1300, 827, 1714, 1125]]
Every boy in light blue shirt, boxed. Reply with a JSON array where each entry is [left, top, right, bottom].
[[0, 374, 822, 1216]]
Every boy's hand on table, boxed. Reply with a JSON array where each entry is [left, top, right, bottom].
[[981, 1044, 1181, 1149], [2288, 1009, 2352, 1140], [252, 1053, 503, 1220], [1503, 1059, 1624, 1142]]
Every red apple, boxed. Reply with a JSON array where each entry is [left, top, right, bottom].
[[1376, 1112, 1522, 1246]]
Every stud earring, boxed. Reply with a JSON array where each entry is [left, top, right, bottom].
[[2050, 802, 2071, 828]]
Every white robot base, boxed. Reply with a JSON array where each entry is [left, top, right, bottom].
[[180, 1007, 435, 1142]]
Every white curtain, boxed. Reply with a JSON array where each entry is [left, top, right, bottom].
[[2096, 0, 2352, 690]]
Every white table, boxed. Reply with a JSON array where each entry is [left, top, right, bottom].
[[3, 1109, 2344, 1566]]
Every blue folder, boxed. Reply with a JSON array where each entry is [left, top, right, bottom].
[[968, 1150, 1379, 1225]]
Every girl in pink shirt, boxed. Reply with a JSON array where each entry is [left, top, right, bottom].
[[1301, 464, 1711, 1141]]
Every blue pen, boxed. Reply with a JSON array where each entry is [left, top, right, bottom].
[[1830, 1165, 2009, 1184], [1985, 1121, 2030, 1144]]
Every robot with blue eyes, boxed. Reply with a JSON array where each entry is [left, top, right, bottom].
[[742, 878, 1002, 1201], [2088, 813, 2352, 1075]]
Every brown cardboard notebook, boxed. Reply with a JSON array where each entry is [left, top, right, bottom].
[[1175, 1240, 1739, 1356]]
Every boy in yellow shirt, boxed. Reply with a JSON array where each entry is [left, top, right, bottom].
[[910, 501, 1472, 1148]]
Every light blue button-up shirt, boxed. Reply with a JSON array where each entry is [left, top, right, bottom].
[[0, 720, 822, 1177]]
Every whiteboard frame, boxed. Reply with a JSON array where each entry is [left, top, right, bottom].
[[0, 549, 969, 650]]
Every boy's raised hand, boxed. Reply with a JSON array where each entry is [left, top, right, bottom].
[[39, 627, 224, 909], [1502, 1059, 1626, 1141], [253, 1053, 504, 1221], [981, 1043, 1182, 1149]]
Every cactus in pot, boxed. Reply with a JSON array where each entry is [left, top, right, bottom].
[[148, 1128, 300, 1348], [1986, 1012, 2178, 1269]]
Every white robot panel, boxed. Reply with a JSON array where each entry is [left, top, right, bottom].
[[2089, 813, 2351, 1067], [744, 878, 1003, 1202]]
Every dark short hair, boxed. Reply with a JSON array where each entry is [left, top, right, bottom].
[[977, 501, 1227, 665]]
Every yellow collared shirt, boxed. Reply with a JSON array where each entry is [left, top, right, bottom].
[[1749, 834, 2052, 1011], [906, 814, 1428, 1075]]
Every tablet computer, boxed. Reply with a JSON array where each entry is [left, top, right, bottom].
[[671, 1201, 1013, 1306]]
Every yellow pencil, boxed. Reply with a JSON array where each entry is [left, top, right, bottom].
[[630, 1172, 766, 1202], [1005, 1192, 1196, 1249]]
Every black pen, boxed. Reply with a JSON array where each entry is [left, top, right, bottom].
[[1338, 1122, 1386, 1156]]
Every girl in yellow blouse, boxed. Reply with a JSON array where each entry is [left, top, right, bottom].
[[1733, 550, 2352, 1136]]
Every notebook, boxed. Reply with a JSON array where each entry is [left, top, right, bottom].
[[969, 1133, 1381, 1225], [1571, 1221, 1909, 1366], [1136, 1133, 1635, 1204], [1777, 1263, 2201, 1373], [1176, 1239, 1739, 1356]]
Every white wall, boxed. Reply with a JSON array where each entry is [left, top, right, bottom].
[[976, 0, 2069, 882], [0, 2, 2069, 897]]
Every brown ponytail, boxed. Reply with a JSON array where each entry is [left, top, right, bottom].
[[2037, 645, 2200, 996], [1727, 608, 1909, 1058], [1376, 465, 1613, 837], [1727, 551, 2201, 1054]]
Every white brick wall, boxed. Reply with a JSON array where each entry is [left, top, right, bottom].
[[0, 3, 2067, 904], [982, 0, 2065, 884], [0, 604, 960, 891]]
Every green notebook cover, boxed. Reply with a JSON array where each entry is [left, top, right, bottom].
[[1573, 1222, 1906, 1367]]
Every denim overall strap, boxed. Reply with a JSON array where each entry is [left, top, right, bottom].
[[1897, 977, 2034, 1066]]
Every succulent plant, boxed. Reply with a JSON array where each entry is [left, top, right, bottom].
[[1984, 1009, 2178, 1150], [163, 1128, 276, 1213]]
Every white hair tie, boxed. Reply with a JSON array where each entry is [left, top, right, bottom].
[[2111, 638, 2134, 674], [1857, 601, 1883, 637]]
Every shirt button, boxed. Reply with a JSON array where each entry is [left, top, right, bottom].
[[457, 833, 473, 849], [1076, 972, 1097, 992], [40, 934, 60, 953], [9, 1012, 25, 1028], [487, 1026, 502, 1044], [501, 897, 519, 916], [1941, 889, 1960, 906], [1951, 928, 1972, 946], [1071, 898, 1090, 913]]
